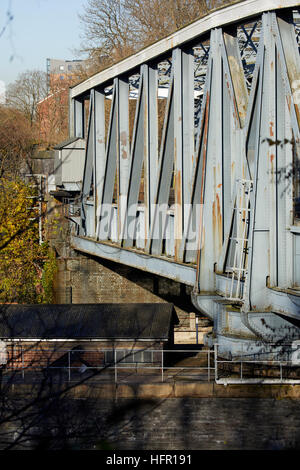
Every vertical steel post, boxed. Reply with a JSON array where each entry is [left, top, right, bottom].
[[97, 80, 118, 241], [122, 70, 146, 247], [214, 343, 218, 381], [241, 342, 243, 381], [117, 77, 130, 243], [68, 351, 71, 382], [93, 89, 106, 233], [161, 349, 164, 382], [68, 90, 75, 138], [21, 346, 24, 381], [144, 64, 158, 242], [196, 28, 223, 293], [208, 349, 210, 382], [148, 62, 175, 256], [74, 98, 85, 138], [114, 349, 117, 384], [173, 47, 194, 262]]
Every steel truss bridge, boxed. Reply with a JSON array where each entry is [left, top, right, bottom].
[[66, 0, 300, 359]]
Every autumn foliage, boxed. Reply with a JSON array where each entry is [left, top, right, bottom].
[[0, 106, 36, 179], [0, 179, 56, 304]]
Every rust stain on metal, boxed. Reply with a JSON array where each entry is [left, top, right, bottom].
[[175, 169, 182, 205], [270, 153, 275, 163], [212, 200, 216, 226], [120, 131, 128, 159], [231, 161, 236, 186], [212, 191, 222, 254], [269, 121, 274, 137], [216, 193, 222, 252], [120, 131, 127, 146], [295, 103, 300, 128], [174, 168, 182, 262], [226, 57, 247, 127], [212, 198, 216, 256], [225, 72, 239, 122], [200, 94, 209, 206], [242, 165, 246, 180], [197, 93, 210, 277]]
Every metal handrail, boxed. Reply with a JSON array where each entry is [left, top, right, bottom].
[[5, 344, 300, 385], [3, 347, 216, 384], [214, 343, 300, 384]]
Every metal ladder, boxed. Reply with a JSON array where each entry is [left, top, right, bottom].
[[226, 179, 253, 302]]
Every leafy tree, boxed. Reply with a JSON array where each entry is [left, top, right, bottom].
[[125, 0, 209, 45], [79, 0, 137, 64], [0, 178, 56, 304], [0, 106, 37, 179], [5, 70, 48, 126], [78, 0, 232, 70]]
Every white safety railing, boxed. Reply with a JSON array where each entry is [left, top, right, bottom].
[[4, 343, 300, 385], [2, 347, 215, 384], [214, 343, 300, 385]]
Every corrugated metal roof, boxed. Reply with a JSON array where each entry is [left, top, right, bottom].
[[0, 304, 174, 340]]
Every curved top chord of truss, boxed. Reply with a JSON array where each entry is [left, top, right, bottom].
[[71, 0, 299, 99]]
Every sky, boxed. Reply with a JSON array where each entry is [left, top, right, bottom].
[[0, 0, 88, 90]]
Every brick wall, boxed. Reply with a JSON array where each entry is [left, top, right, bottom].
[[4, 394, 300, 450], [6, 343, 71, 370], [53, 255, 212, 342]]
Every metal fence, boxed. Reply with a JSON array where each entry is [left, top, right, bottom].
[[2, 347, 214, 384], [214, 343, 300, 385], [3, 344, 300, 385]]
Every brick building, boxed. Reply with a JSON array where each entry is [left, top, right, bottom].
[[0, 303, 176, 373]]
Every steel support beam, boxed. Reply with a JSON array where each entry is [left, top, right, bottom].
[[71, 235, 196, 286]]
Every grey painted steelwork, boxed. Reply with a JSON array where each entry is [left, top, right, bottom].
[[72, 235, 197, 286], [65, 0, 300, 359], [70, 0, 299, 99]]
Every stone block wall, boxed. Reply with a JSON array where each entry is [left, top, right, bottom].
[[4, 393, 300, 450]]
